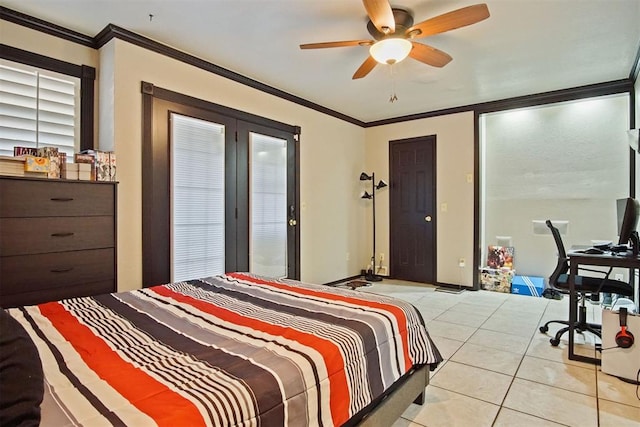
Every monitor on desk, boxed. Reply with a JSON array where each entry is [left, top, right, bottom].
[[617, 197, 640, 255]]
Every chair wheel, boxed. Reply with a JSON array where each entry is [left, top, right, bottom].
[[550, 338, 560, 346], [539, 325, 548, 333]]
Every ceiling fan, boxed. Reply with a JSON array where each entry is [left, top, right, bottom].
[[300, 1, 490, 79]]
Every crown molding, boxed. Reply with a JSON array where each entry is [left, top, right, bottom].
[[630, 42, 640, 83], [1, 6, 635, 128], [0, 6, 95, 47]]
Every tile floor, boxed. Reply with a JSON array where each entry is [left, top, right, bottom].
[[357, 280, 640, 427]]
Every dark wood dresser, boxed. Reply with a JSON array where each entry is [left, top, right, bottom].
[[0, 177, 117, 308]]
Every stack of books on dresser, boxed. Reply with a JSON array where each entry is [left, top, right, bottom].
[[62, 160, 91, 180], [0, 156, 25, 176], [0, 146, 116, 181], [77, 150, 117, 181]]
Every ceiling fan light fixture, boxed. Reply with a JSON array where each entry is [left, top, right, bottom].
[[369, 38, 412, 65], [406, 29, 422, 39]]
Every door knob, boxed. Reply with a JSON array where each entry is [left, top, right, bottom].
[[289, 219, 297, 226], [425, 216, 432, 222]]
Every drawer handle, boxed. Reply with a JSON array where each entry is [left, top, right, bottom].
[[51, 268, 74, 273], [50, 197, 74, 202], [51, 232, 75, 237]]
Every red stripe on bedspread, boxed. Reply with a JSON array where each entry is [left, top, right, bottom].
[[151, 284, 350, 426], [39, 302, 204, 426], [229, 272, 413, 370]]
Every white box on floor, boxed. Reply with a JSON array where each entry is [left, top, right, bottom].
[[601, 308, 640, 382]]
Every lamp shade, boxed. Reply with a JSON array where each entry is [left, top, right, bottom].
[[369, 38, 412, 65], [376, 180, 388, 189], [360, 172, 372, 181], [361, 191, 373, 199]]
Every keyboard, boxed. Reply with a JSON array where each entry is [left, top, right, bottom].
[[609, 244, 631, 253], [581, 247, 606, 254]]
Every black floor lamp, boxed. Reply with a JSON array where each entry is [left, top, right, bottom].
[[360, 172, 387, 282]]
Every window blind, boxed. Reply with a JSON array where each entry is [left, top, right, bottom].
[[171, 113, 226, 282], [0, 62, 78, 158], [250, 132, 287, 278]]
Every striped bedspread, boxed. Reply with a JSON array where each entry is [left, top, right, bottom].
[[6, 273, 442, 426]]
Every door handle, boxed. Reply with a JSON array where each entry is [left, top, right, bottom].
[[288, 205, 297, 226], [425, 216, 432, 222]]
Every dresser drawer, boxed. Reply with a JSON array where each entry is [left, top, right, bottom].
[[0, 280, 115, 308], [0, 248, 115, 294], [0, 178, 115, 217], [0, 216, 114, 256]]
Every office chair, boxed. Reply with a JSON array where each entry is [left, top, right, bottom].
[[539, 220, 633, 346]]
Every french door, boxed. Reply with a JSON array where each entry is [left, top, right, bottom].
[[142, 83, 299, 286], [240, 123, 297, 278], [170, 113, 228, 281]]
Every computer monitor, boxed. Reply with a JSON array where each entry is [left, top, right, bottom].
[[617, 197, 640, 253]]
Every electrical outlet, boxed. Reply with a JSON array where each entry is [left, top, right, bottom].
[[458, 258, 466, 268], [614, 273, 624, 281]]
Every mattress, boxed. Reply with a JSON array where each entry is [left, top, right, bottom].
[[3, 273, 442, 426]]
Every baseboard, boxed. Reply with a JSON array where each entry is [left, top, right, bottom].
[[324, 276, 473, 288], [323, 274, 363, 287], [435, 282, 476, 293]]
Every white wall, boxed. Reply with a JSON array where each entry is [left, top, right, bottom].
[[482, 95, 630, 279], [365, 112, 476, 287]]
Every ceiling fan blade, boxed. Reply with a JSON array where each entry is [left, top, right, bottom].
[[406, 3, 490, 39], [352, 55, 378, 79], [300, 40, 373, 49], [362, 0, 395, 34], [409, 42, 453, 67]]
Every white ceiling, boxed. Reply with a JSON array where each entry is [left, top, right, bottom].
[[4, 0, 640, 123]]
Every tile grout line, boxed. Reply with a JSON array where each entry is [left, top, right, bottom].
[[490, 297, 551, 427], [433, 295, 567, 426], [384, 285, 637, 426]]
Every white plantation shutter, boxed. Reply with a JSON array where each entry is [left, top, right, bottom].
[[0, 65, 37, 151], [250, 132, 287, 278], [0, 61, 78, 158], [38, 74, 76, 150], [171, 113, 226, 282]]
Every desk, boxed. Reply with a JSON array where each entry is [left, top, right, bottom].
[[567, 251, 640, 365]]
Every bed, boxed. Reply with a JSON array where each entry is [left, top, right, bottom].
[[2, 272, 442, 426]]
